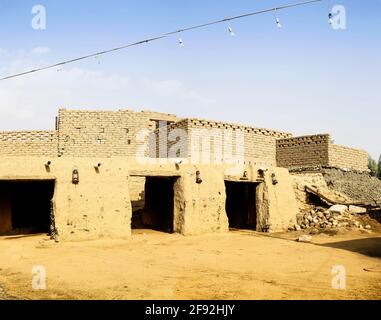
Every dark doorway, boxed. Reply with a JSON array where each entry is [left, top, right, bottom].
[[225, 181, 257, 230], [0, 180, 55, 235], [131, 176, 177, 233]]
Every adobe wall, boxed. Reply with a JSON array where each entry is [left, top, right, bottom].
[[264, 167, 299, 232], [125, 161, 299, 235], [0, 130, 58, 157], [174, 165, 229, 235], [276, 134, 368, 172], [328, 144, 368, 172], [223, 166, 297, 232], [0, 157, 132, 241], [154, 118, 292, 166], [127, 162, 229, 235], [57, 109, 178, 158], [152, 119, 190, 159], [188, 119, 291, 166], [276, 134, 330, 168], [0, 155, 298, 240], [128, 176, 145, 212]]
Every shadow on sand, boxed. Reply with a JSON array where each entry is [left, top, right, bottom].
[[0, 233, 48, 240], [320, 237, 381, 258]]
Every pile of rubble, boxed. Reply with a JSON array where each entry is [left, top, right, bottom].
[[292, 204, 372, 233]]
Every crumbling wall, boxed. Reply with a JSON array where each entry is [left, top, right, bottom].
[[291, 172, 332, 213], [322, 168, 381, 205], [0, 131, 58, 157], [290, 168, 381, 217], [276, 134, 330, 168], [290, 169, 381, 232], [328, 144, 368, 172]]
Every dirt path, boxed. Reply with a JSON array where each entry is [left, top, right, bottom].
[[0, 229, 380, 300]]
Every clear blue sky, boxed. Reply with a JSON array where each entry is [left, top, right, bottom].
[[0, 0, 380, 159]]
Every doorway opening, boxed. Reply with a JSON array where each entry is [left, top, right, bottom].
[[0, 180, 55, 235], [131, 176, 178, 233], [225, 181, 257, 230]]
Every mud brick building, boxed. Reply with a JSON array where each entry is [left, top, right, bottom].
[[0, 108, 372, 241], [276, 134, 368, 171], [154, 118, 292, 166]]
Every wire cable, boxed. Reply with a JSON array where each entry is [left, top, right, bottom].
[[0, 0, 323, 82]]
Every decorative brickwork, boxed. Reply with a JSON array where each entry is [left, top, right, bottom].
[[188, 119, 291, 166], [154, 118, 292, 166], [276, 134, 330, 168], [0, 109, 369, 172]]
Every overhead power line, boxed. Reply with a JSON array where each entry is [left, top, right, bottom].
[[0, 0, 323, 82]]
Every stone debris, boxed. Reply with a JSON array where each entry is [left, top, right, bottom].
[[293, 204, 372, 232], [297, 235, 312, 243], [329, 205, 348, 215], [0, 285, 10, 300], [294, 224, 301, 231], [323, 168, 381, 205], [304, 185, 353, 206], [349, 205, 367, 214]]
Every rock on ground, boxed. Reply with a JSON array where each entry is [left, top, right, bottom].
[[297, 235, 312, 243], [329, 205, 348, 215], [349, 205, 367, 214]]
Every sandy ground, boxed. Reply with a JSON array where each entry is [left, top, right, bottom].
[[0, 229, 380, 300]]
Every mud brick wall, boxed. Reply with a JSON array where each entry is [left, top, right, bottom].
[[328, 144, 368, 171], [190, 119, 291, 166], [242, 127, 290, 166], [155, 118, 291, 165], [57, 109, 178, 158], [0, 130, 58, 157], [276, 134, 331, 168], [188, 119, 291, 165], [128, 176, 146, 211], [153, 119, 190, 158], [277, 134, 368, 172]]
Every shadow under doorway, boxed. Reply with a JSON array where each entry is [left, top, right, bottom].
[[131, 176, 178, 233], [225, 181, 258, 231], [0, 180, 55, 236]]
